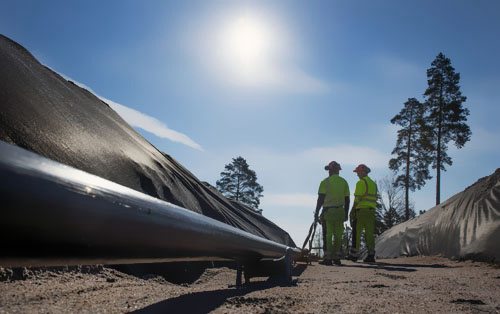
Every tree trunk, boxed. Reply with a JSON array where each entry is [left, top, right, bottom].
[[405, 109, 414, 220], [436, 87, 443, 205], [436, 132, 441, 205], [236, 169, 241, 201]]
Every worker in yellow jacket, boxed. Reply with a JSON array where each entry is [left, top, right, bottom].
[[350, 164, 378, 263], [315, 161, 350, 266]]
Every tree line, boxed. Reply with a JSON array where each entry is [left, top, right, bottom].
[[388, 52, 471, 224]]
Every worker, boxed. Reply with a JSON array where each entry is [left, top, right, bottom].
[[350, 164, 378, 263], [315, 161, 350, 266]]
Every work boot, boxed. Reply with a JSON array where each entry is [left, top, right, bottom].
[[347, 254, 357, 262], [347, 249, 358, 262], [319, 259, 333, 266], [363, 254, 376, 263]]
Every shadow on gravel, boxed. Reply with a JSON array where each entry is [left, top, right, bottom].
[[292, 263, 308, 277], [375, 262, 452, 269], [341, 263, 417, 272], [341, 261, 453, 272], [451, 298, 486, 305], [131, 281, 278, 314]]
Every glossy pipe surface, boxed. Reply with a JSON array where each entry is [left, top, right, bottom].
[[0, 142, 301, 267]]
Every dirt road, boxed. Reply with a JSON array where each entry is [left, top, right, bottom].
[[1, 256, 499, 313]]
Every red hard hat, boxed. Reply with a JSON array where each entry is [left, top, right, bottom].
[[324, 161, 342, 171], [353, 164, 370, 173]]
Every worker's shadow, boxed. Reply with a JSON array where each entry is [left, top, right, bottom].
[[131, 281, 279, 314], [374, 261, 452, 269], [341, 263, 417, 272], [341, 261, 452, 272], [292, 263, 308, 276]]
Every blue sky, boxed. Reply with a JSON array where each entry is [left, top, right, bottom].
[[2, 0, 500, 244]]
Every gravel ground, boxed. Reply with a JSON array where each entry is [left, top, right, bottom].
[[1, 256, 499, 313]]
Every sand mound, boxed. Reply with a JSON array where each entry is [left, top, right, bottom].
[[376, 169, 500, 262]]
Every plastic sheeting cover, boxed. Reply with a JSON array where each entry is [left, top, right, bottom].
[[375, 169, 500, 262], [0, 34, 295, 247]]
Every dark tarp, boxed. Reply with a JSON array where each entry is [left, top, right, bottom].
[[375, 169, 500, 262], [0, 34, 295, 247]]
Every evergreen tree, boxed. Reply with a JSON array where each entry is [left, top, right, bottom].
[[313, 228, 323, 258], [216, 156, 264, 209], [375, 201, 386, 235], [382, 207, 402, 230], [341, 226, 352, 257], [389, 98, 432, 220], [376, 176, 414, 234], [424, 53, 471, 205]]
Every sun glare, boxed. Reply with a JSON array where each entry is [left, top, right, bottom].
[[224, 16, 271, 66], [217, 13, 277, 81], [205, 9, 318, 91]]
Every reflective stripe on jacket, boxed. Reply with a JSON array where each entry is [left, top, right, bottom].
[[354, 176, 378, 209]]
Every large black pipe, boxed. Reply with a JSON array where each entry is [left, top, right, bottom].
[[0, 142, 300, 267]]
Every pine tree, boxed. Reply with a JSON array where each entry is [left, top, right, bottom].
[[313, 228, 323, 258], [216, 156, 264, 209], [424, 53, 471, 205], [376, 176, 414, 234], [382, 207, 402, 230], [342, 226, 352, 257], [389, 98, 432, 220], [375, 201, 386, 235]]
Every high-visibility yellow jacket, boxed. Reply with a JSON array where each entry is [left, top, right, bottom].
[[353, 175, 378, 209], [318, 174, 350, 208]]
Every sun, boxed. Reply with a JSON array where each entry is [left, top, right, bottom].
[[224, 15, 271, 66], [217, 13, 276, 80]]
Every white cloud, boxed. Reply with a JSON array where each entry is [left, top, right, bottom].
[[99, 97, 203, 151], [263, 193, 317, 207], [302, 145, 390, 170], [53, 70, 203, 151]]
